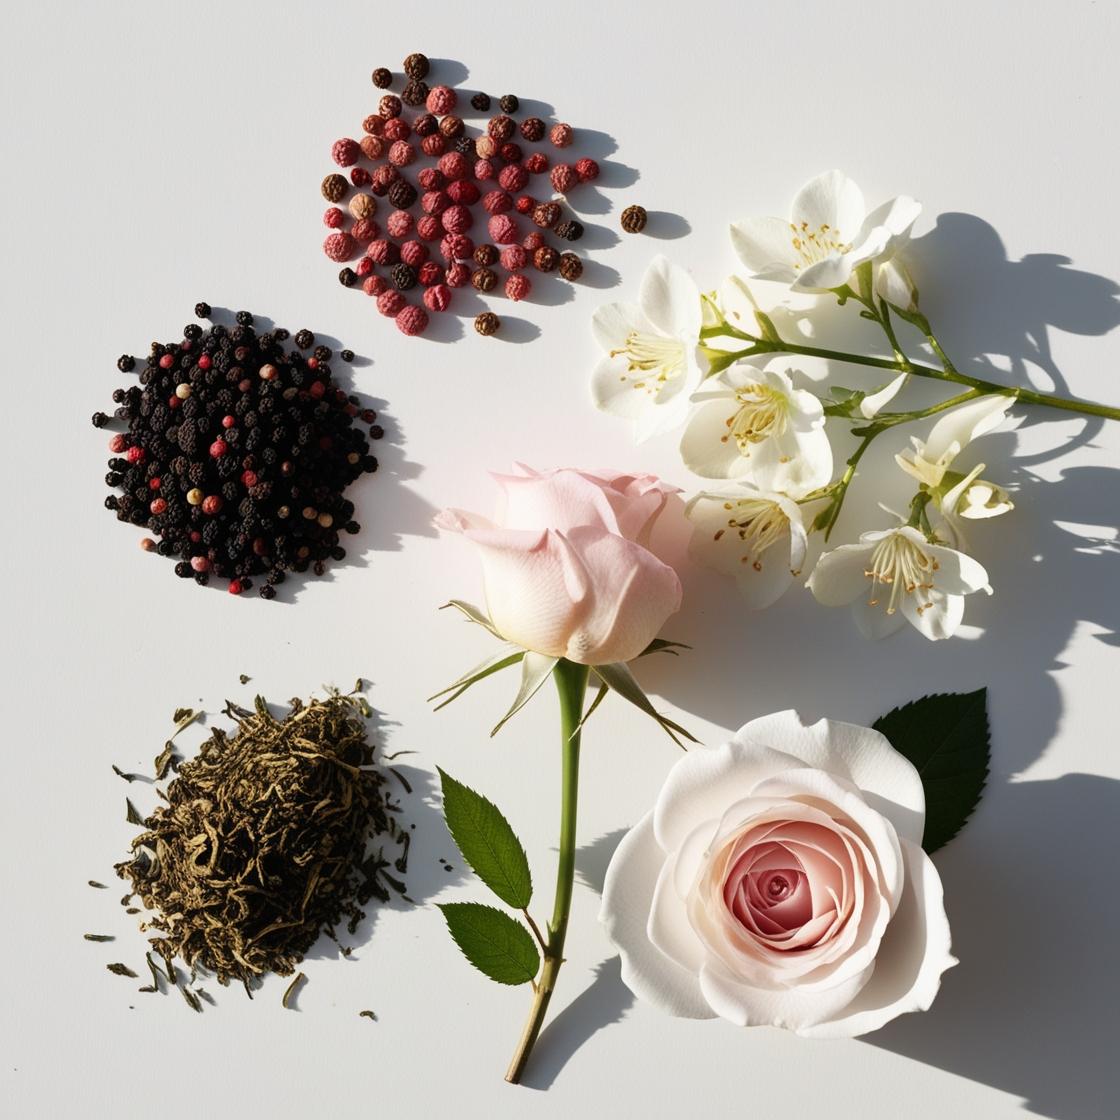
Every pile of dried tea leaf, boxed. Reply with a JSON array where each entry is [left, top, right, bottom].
[[116, 687, 409, 993]]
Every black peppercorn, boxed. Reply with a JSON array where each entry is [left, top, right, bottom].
[[620, 204, 648, 234], [403, 52, 429, 80], [520, 117, 545, 142], [470, 92, 491, 112], [534, 246, 560, 272], [194, 302, 211, 318], [340, 349, 354, 362], [499, 94, 519, 114], [474, 311, 500, 336], [236, 310, 253, 326], [294, 329, 314, 349], [439, 114, 464, 139], [183, 323, 202, 340], [474, 243, 499, 266], [391, 263, 417, 291], [371, 67, 392, 88], [454, 136, 476, 156], [402, 79, 429, 107], [260, 584, 277, 600], [559, 252, 583, 281], [387, 179, 417, 209], [471, 267, 498, 292], [117, 354, 135, 373], [174, 561, 191, 578], [555, 220, 584, 242], [92, 411, 110, 428], [339, 267, 357, 288], [313, 345, 332, 361]]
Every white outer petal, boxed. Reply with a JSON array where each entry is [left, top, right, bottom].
[[797, 839, 956, 1038], [807, 541, 875, 606], [600, 813, 716, 1019], [791, 170, 866, 242], [639, 255, 702, 339], [729, 216, 798, 278], [921, 395, 1014, 466], [591, 301, 647, 352], [860, 373, 909, 418]]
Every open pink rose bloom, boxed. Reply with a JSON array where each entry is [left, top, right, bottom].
[[435, 465, 682, 665], [601, 711, 955, 1037]]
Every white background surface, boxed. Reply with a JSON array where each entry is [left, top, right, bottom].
[[2, 2, 1118, 1118]]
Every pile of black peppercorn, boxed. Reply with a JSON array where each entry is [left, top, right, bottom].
[[93, 305, 382, 597]]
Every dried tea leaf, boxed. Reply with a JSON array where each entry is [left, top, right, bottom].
[[172, 707, 194, 724], [106, 963, 138, 978], [282, 972, 307, 1010], [144, 952, 166, 992], [112, 765, 141, 783], [84, 934, 115, 943], [88, 880, 108, 889], [125, 799, 144, 825], [359, 1009, 377, 1021], [179, 985, 202, 1013], [239, 674, 250, 685], [153, 741, 177, 780], [138, 985, 157, 993]]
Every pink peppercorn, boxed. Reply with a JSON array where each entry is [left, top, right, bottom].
[[474, 158, 496, 181], [127, 446, 146, 463], [437, 151, 469, 181], [475, 136, 498, 160], [522, 231, 545, 252], [500, 142, 523, 163], [109, 433, 127, 453], [423, 283, 452, 312], [440, 233, 474, 260], [488, 115, 515, 141], [421, 190, 449, 215], [379, 94, 402, 119], [331, 138, 360, 167], [505, 274, 532, 301], [159, 353, 173, 369], [396, 304, 430, 335], [550, 164, 578, 193], [575, 157, 600, 182], [198, 354, 212, 370], [377, 290, 406, 317], [418, 260, 444, 286], [483, 189, 513, 215], [447, 179, 480, 205], [500, 245, 528, 271], [418, 167, 444, 190], [524, 152, 549, 175], [550, 122, 574, 148], [202, 494, 223, 515], [426, 85, 457, 115], [351, 218, 380, 242], [323, 231, 356, 262], [190, 556, 210, 574], [209, 438, 228, 458], [359, 135, 384, 160], [150, 497, 167, 515], [413, 113, 438, 137], [383, 117, 411, 141], [421, 133, 446, 157], [498, 164, 529, 192], [350, 167, 371, 187], [363, 275, 388, 297], [368, 238, 399, 265], [386, 210, 414, 238], [388, 140, 416, 167], [400, 239, 429, 267], [227, 579, 243, 596], [372, 165, 398, 191], [362, 114, 384, 135], [416, 214, 442, 240], [324, 207, 345, 228], [441, 204, 472, 234], [488, 214, 519, 244], [356, 256, 374, 277], [241, 469, 258, 487], [446, 262, 471, 287], [515, 195, 536, 215], [221, 416, 235, 429]]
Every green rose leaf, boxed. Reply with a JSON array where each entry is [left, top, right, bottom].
[[873, 688, 991, 854], [438, 903, 540, 986], [438, 769, 532, 908]]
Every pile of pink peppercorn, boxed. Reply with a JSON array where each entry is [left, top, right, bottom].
[[322, 53, 599, 338]]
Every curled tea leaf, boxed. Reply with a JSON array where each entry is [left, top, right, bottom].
[[106, 963, 138, 978], [84, 934, 115, 943], [282, 972, 307, 1009]]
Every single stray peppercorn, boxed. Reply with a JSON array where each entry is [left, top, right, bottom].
[[371, 67, 392, 88], [194, 302, 211, 318], [471, 267, 497, 292], [340, 349, 354, 362], [117, 354, 135, 373], [559, 252, 583, 281], [621, 204, 648, 233], [401, 80, 430, 107], [403, 52, 430, 80], [474, 311, 500, 336], [499, 94, 519, 113], [470, 92, 491, 112], [555, 219, 584, 242], [339, 268, 358, 288]]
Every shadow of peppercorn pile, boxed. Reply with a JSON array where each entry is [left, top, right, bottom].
[[320, 53, 697, 341]]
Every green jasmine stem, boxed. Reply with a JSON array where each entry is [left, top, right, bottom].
[[505, 660, 589, 1086], [906, 490, 932, 529], [875, 300, 912, 370], [818, 435, 874, 540], [852, 389, 984, 435]]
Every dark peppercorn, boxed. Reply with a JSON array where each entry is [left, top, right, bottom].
[[471, 267, 498, 292], [474, 311, 500, 336], [499, 94, 519, 114], [534, 246, 560, 272], [413, 113, 438, 137], [470, 92, 491, 112], [313, 345, 332, 361], [379, 94, 403, 119], [474, 243, 499, 266], [92, 411, 110, 428], [236, 310, 254, 326], [339, 267, 357, 288], [402, 79, 429, 107], [438, 115, 464, 139], [371, 67, 392, 88], [387, 179, 417, 209], [559, 252, 583, 281], [174, 561, 191, 578], [259, 584, 277, 600], [341, 349, 354, 362], [520, 117, 545, 142], [194, 302, 212, 318], [454, 136, 476, 156], [620, 204, 648, 234], [295, 330, 314, 349], [555, 220, 584, 242], [391, 263, 417, 291], [184, 323, 202, 340], [403, 52, 429, 80], [117, 354, 135, 373]]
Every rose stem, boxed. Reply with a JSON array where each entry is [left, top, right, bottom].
[[505, 659, 589, 1085]]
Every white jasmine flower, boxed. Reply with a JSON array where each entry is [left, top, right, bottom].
[[680, 361, 833, 495], [808, 525, 990, 640], [685, 487, 808, 610], [591, 256, 704, 442], [730, 170, 921, 293], [895, 394, 1013, 488]]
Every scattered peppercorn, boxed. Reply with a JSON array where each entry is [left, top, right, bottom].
[[371, 67, 392, 88], [470, 92, 491, 111], [194, 302, 212, 318], [295, 329, 314, 349], [395, 304, 429, 336], [559, 252, 583, 281], [438, 114, 464, 139], [379, 94, 403, 119], [533, 246, 560, 272], [620, 204, 648, 233], [505, 274, 531, 302], [117, 354, 135, 373], [401, 80, 429, 107], [499, 94, 519, 113], [92, 411, 110, 428], [387, 179, 418, 209], [474, 311, 500, 336], [531, 201, 561, 229], [321, 174, 349, 203], [454, 136, 476, 156], [555, 219, 584, 242], [403, 52, 429, 79], [391, 263, 417, 291], [549, 122, 574, 148], [471, 267, 498, 292], [426, 85, 457, 115], [474, 243, 498, 266], [341, 349, 354, 362], [520, 117, 545, 142]]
